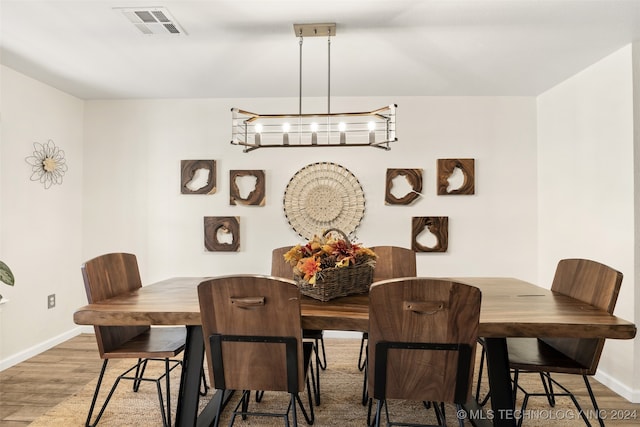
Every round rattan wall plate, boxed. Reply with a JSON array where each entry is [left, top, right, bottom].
[[283, 162, 366, 239]]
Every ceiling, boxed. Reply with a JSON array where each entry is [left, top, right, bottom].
[[1, 0, 640, 100]]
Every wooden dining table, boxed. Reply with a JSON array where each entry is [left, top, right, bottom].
[[73, 276, 636, 427]]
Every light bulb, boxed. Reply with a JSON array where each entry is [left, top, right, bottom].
[[282, 123, 290, 133], [339, 122, 346, 144], [310, 122, 318, 145], [368, 121, 375, 144], [254, 123, 262, 145]]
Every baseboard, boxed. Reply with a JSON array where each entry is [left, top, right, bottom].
[[323, 330, 364, 339], [595, 369, 640, 403], [0, 326, 90, 371]]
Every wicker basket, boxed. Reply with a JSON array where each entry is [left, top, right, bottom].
[[294, 229, 375, 302]]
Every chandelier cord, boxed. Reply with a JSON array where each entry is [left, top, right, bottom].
[[299, 31, 303, 117], [327, 30, 331, 116]]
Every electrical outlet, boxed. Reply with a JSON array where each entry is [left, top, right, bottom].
[[47, 294, 56, 309]]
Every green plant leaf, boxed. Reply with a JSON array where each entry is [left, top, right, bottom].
[[0, 261, 15, 286]]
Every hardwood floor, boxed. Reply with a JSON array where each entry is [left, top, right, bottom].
[[1, 334, 640, 426], [0, 334, 103, 426]]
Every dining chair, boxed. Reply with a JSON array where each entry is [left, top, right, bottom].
[[81, 252, 186, 427], [367, 277, 481, 427], [510, 258, 623, 427], [475, 258, 623, 427], [359, 246, 417, 405], [198, 275, 315, 427], [272, 245, 325, 405]]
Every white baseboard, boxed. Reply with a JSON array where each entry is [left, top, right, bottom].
[[595, 369, 640, 403], [323, 330, 364, 339], [0, 326, 90, 371]]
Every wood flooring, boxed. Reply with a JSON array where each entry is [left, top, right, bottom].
[[1, 334, 640, 426], [0, 334, 103, 426]]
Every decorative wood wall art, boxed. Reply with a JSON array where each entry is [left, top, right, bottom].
[[385, 168, 423, 205], [230, 170, 266, 206], [181, 160, 216, 194], [25, 140, 68, 189], [204, 216, 240, 252], [412, 216, 448, 252], [437, 158, 475, 195], [283, 162, 365, 239]]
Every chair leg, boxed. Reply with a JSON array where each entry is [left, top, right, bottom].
[[358, 333, 367, 371], [584, 375, 605, 427], [164, 358, 171, 427], [294, 374, 315, 425], [512, 369, 520, 403], [361, 355, 368, 406], [455, 403, 465, 427], [212, 388, 225, 427], [290, 392, 298, 427], [86, 360, 125, 427], [132, 358, 147, 392], [85, 359, 109, 427], [316, 335, 327, 370], [200, 366, 209, 396], [539, 372, 556, 407], [475, 340, 492, 406], [313, 344, 321, 405], [433, 401, 446, 425], [374, 399, 383, 427]]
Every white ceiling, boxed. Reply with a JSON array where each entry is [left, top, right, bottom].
[[1, 0, 639, 100]]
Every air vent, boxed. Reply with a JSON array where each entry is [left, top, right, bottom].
[[115, 7, 186, 35]]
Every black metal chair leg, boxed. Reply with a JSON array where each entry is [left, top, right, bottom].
[[164, 358, 171, 427], [584, 375, 605, 427], [358, 333, 367, 371], [313, 347, 321, 405], [132, 358, 147, 392], [86, 365, 124, 427], [316, 336, 327, 370], [294, 375, 315, 425], [455, 404, 465, 427], [374, 399, 383, 427], [85, 359, 109, 427], [200, 366, 209, 396], [540, 372, 556, 407], [361, 357, 368, 406]]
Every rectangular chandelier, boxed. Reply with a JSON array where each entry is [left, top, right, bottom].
[[231, 104, 396, 152], [230, 23, 397, 153]]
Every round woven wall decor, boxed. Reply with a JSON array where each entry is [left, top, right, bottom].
[[283, 162, 366, 239]]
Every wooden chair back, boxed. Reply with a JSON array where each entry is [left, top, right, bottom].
[[271, 246, 295, 279], [542, 258, 623, 374], [198, 275, 306, 393], [81, 253, 150, 357], [368, 278, 481, 404], [370, 246, 417, 282]]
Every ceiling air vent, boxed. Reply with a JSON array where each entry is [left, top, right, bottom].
[[116, 7, 186, 35]]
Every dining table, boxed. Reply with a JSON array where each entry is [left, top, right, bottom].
[[73, 276, 637, 427]]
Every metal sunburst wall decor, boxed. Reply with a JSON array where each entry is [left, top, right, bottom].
[[25, 140, 68, 189]]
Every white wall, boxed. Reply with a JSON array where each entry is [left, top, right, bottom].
[[82, 96, 538, 286], [0, 65, 84, 366], [537, 45, 636, 399]]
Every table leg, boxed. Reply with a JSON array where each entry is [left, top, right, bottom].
[[485, 337, 517, 427], [175, 325, 234, 427], [176, 325, 205, 426]]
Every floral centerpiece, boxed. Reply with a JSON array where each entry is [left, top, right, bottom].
[[283, 229, 376, 301]]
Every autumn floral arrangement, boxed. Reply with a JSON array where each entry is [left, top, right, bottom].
[[283, 229, 376, 301]]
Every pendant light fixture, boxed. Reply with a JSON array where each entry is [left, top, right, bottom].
[[231, 23, 397, 153]]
